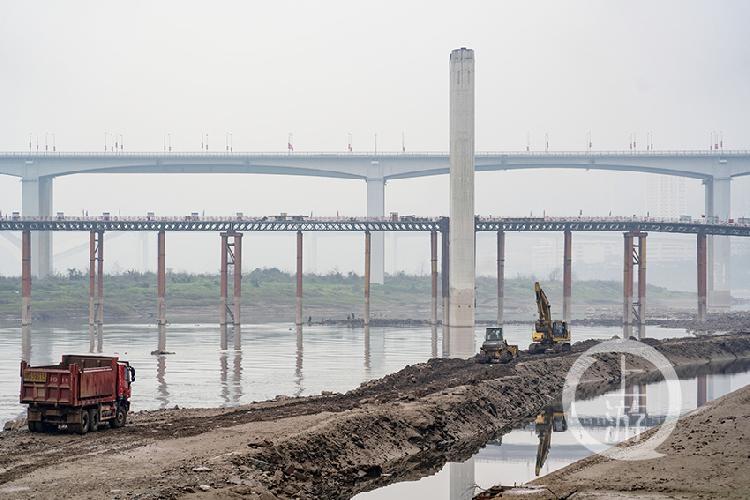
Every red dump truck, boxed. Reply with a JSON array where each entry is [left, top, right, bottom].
[[20, 355, 135, 434]]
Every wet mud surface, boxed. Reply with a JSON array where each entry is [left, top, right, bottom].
[[1, 333, 749, 499]]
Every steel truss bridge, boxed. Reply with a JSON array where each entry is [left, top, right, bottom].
[[1, 216, 749, 237]]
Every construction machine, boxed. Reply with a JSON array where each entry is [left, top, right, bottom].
[[477, 327, 519, 364], [530, 281, 571, 354], [534, 403, 568, 476]]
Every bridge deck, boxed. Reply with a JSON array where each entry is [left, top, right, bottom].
[[1, 216, 748, 236]]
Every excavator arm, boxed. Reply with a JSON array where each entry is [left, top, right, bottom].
[[534, 282, 551, 324]]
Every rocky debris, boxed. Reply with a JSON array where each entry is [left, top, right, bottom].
[[3, 414, 26, 432]]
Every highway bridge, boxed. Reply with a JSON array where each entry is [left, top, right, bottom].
[[1, 149, 747, 297]]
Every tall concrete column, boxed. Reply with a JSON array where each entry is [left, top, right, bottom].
[[22, 176, 53, 277], [430, 231, 438, 326], [704, 176, 731, 309], [562, 230, 572, 323], [496, 231, 505, 326], [296, 231, 303, 326], [157, 230, 167, 352], [697, 233, 707, 322], [448, 47, 476, 346], [364, 231, 371, 326], [21, 230, 31, 326], [366, 174, 385, 284]]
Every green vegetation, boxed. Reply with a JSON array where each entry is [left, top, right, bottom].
[[0, 269, 694, 323]]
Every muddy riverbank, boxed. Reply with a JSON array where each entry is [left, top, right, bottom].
[[1, 333, 749, 499]]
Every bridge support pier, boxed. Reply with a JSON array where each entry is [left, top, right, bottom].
[[623, 231, 647, 339], [220, 232, 243, 349], [430, 231, 438, 326], [366, 177, 385, 284], [563, 230, 572, 323], [21, 230, 31, 326], [697, 233, 707, 322], [364, 231, 371, 326], [441, 229, 450, 328], [89, 231, 104, 352], [157, 230, 167, 352], [704, 176, 731, 310], [22, 176, 53, 278], [296, 231, 303, 326], [497, 230, 505, 326]]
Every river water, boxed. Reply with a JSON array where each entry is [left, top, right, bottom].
[[2, 322, 748, 498]]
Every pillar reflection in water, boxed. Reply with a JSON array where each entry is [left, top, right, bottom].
[[448, 457, 476, 500], [295, 325, 303, 397], [21, 325, 31, 363], [156, 355, 169, 409], [96, 325, 103, 353], [431, 325, 438, 359], [364, 325, 371, 376], [219, 349, 243, 405]]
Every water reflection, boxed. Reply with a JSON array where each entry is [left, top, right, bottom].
[[431, 325, 438, 359], [219, 349, 243, 405], [220, 324, 242, 351], [364, 325, 371, 375], [21, 325, 31, 363], [295, 325, 303, 397], [448, 458, 476, 500], [534, 402, 567, 476], [156, 355, 169, 409]]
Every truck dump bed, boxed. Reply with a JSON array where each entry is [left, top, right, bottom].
[[21, 355, 119, 407]]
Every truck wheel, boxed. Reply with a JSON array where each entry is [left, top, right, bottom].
[[110, 406, 127, 428], [74, 410, 90, 435], [88, 409, 100, 432], [499, 351, 513, 364], [27, 421, 43, 433]]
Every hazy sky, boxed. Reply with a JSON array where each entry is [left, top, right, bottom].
[[0, 1, 748, 278]]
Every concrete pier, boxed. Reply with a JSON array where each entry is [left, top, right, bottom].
[[88, 231, 96, 337], [496, 231, 505, 326], [697, 233, 707, 322], [441, 229, 450, 327], [623, 232, 634, 339], [366, 175, 385, 285], [296, 231, 303, 326], [233, 233, 243, 332], [448, 47, 476, 337], [623, 231, 647, 339], [157, 230, 166, 352], [637, 233, 647, 339], [95, 231, 104, 351], [364, 231, 371, 326], [430, 231, 438, 325], [21, 230, 31, 326], [219, 232, 243, 348], [563, 230, 572, 322], [21, 176, 53, 278], [704, 176, 731, 310]]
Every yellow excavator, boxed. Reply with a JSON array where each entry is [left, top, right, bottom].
[[530, 282, 571, 354], [534, 403, 568, 476]]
